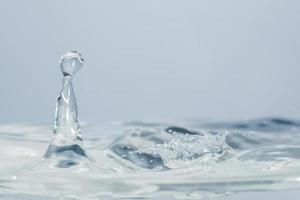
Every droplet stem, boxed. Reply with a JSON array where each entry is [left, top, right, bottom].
[[44, 51, 86, 159]]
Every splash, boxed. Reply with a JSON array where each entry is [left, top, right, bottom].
[[44, 51, 88, 167], [109, 127, 227, 170]]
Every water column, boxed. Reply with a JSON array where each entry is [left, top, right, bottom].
[[44, 51, 87, 159]]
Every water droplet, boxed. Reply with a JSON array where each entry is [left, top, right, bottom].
[[60, 51, 84, 77], [44, 51, 87, 159]]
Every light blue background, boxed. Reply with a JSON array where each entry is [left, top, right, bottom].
[[1, 2, 300, 200], [0, 0, 299, 124]]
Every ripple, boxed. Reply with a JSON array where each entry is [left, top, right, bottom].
[[1, 118, 300, 199]]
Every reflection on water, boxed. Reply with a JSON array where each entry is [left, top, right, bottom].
[[0, 118, 300, 199]]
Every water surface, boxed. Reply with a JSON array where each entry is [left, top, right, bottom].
[[1, 117, 300, 199]]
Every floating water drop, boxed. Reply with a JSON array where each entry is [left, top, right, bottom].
[[60, 51, 84, 77], [44, 51, 87, 161]]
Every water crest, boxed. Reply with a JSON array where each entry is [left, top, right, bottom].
[[44, 51, 88, 167]]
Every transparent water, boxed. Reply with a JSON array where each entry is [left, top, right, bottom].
[[1, 52, 300, 199], [1, 118, 300, 199]]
